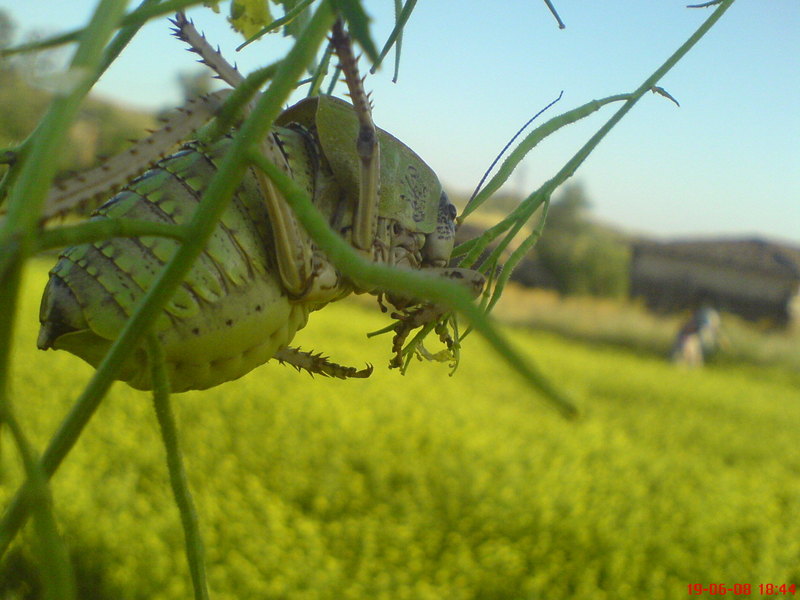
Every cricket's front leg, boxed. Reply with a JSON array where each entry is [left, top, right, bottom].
[[385, 268, 487, 311], [385, 267, 487, 368]]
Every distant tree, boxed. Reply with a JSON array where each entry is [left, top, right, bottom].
[[536, 183, 631, 298], [0, 10, 13, 50], [0, 14, 153, 182], [543, 183, 592, 234]]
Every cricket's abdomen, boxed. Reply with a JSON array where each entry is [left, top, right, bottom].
[[38, 137, 311, 392]]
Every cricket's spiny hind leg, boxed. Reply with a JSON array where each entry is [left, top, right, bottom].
[[42, 12, 242, 224], [274, 347, 373, 379], [42, 91, 230, 222], [170, 11, 245, 88]]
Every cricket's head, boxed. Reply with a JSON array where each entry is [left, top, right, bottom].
[[421, 191, 458, 268]]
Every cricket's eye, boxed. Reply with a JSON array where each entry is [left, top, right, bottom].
[[447, 202, 457, 222]]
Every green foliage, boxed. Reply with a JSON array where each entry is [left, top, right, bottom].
[[2, 260, 799, 599], [536, 184, 631, 298], [229, 0, 273, 38]]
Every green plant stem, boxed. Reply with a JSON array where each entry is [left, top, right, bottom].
[[0, 0, 138, 580], [35, 220, 187, 252], [473, 201, 537, 275], [458, 94, 630, 225], [391, 0, 404, 82], [99, 0, 166, 75], [0, 1, 335, 560], [0, 344, 76, 600], [484, 199, 550, 314], [0, 2, 128, 239], [147, 335, 209, 600], [196, 62, 281, 143], [248, 148, 578, 418], [326, 64, 343, 95], [0, 0, 128, 438], [0, 0, 128, 560], [370, 0, 417, 76], [307, 42, 333, 97]]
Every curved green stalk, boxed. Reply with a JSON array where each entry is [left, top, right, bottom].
[[484, 199, 551, 315], [0, 0, 129, 560], [0, 381, 76, 600], [147, 335, 209, 600], [5, 219, 185, 294], [326, 64, 343, 95], [0, 0, 132, 441], [459, 94, 631, 224], [307, 42, 334, 97], [36, 220, 187, 252], [0, 0, 129, 589], [391, 0, 403, 82]]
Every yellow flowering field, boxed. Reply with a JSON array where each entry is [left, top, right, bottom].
[[2, 260, 799, 599]]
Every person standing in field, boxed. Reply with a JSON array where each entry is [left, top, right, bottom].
[[671, 306, 723, 367]]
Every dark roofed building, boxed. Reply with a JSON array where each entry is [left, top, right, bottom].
[[631, 238, 800, 327]]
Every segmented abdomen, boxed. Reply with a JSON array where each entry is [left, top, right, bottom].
[[39, 136, 311, 392]]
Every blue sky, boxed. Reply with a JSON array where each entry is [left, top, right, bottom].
[[2, 1, 798, 244]]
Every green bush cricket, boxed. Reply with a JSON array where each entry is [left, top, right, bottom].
[[37, 14, 485, 392]]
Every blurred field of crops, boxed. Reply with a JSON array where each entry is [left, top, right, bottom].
[[494, 283, 800, 371], [2, 259, 799, 599]]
